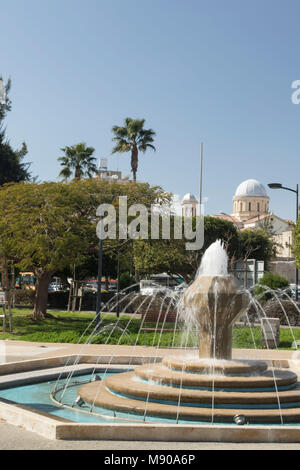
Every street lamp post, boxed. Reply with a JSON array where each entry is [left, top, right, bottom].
[[96, 216, 103, 328], [116, 251, 120, 318], [268, 183, 299, 301]]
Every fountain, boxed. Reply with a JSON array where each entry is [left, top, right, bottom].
[[1, 240, 300, 442], [76, 241, 300, 425]]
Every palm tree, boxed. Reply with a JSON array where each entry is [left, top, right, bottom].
[[111, 118, 156, 182], [58, 142, 97, 180]]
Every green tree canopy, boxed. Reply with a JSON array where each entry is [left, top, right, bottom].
[[133, 216, 240, 282], [0, 77, 31, 185], [293, 216, 300, 268], [254, 272, 290, 301], [237, 229, 275, 264], [0, 179, 169, 319], [133, 217, 275, 283]]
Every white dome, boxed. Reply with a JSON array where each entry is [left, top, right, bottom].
[[234, 179, 268, 198], [182, 193, 198, 203]]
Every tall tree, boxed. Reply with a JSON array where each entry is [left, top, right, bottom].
[[58, 142, 97, 180], [0, 179, 169, 319], [133, 216, 240, 283], [0, 77, 31, 185], [237, 229, 275, 264], [112, 117, 156, 182], [0, 181, 95, 319], [293, 217, 300, 269]]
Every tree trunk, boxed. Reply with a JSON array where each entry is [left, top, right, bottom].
[[32, 270, 52, 320], [74, 167, 81, 180], [131, 145, 138, 182], [1, 256, 12, 314]]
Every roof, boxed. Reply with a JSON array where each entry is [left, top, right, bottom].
[[243, 212, 295, 229], [182, 193, 198, 203], [211, 214, 244, 227], [234, 179, 268, 198], [243, 213, 270, 224]]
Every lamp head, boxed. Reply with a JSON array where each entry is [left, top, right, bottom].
[[268, 183, 282, 189]]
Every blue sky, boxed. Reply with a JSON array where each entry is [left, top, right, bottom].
[[1, 0, 300, 221]]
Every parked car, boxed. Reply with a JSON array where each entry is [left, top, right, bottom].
[[48, 282, 63, 292], [289, 284, 300, 300], [139, 280, 171, 296], [83, 281, 98, 292], [174, 283, 187, 292]]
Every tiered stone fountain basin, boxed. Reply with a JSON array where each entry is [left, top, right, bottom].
[[77, 242, 300, 426], [78, 356, 300, 424]]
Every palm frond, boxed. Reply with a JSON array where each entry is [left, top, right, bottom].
[[139, 143, 156, 152], [112, 139, 131, 154], [57, 143, 96, 180], [111, 117, 156, 179]]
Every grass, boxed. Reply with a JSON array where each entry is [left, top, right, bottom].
[[232, 325, 300, 350], [1, 308, 300, 350]]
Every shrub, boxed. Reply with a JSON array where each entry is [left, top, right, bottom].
[[254, 272, 290, 301], [47, 291, 69, 309], [15, 289, 35, 306], [262, 299, 300, 326]]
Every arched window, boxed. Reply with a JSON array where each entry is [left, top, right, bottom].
[[248, 202, 251, 211], [239, 202, 243, 212], [257, 202, 260, 211]]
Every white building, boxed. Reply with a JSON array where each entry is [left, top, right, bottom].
[[96, 158, 131, 184], [232, 179, 270, 222], [181, 193, 198, 217], [213, 178, 295, 258]]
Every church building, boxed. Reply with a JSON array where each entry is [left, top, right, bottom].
[[180, 179, 297, 284], [212, 179, 295, 258]]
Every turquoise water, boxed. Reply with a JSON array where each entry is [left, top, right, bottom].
[[0, 371, 300, 426], [0, 371, 198, 425]]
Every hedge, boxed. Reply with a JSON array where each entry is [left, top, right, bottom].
[[245, 299, 300, 326], [13, 289, 116, 311]]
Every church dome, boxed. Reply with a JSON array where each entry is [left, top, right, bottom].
[[182, 193, 198, 203], [234, 179, 268, 198]]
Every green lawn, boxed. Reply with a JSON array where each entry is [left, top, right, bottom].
[[232, 325, 300, 350], [1, 308, 300, 349]]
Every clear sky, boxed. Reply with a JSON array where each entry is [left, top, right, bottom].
[[1, 0, 300, 221]]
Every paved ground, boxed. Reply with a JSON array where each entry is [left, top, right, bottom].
[[1, 339, 300, 362], [0, 420, 300, 450], [1, 340, 300, 450]]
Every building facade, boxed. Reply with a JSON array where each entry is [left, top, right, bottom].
[[232, 179, 270, 222], [96, 158, 132, 184], [212, 178, 297, 283], [181, 193, 198, 217]]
